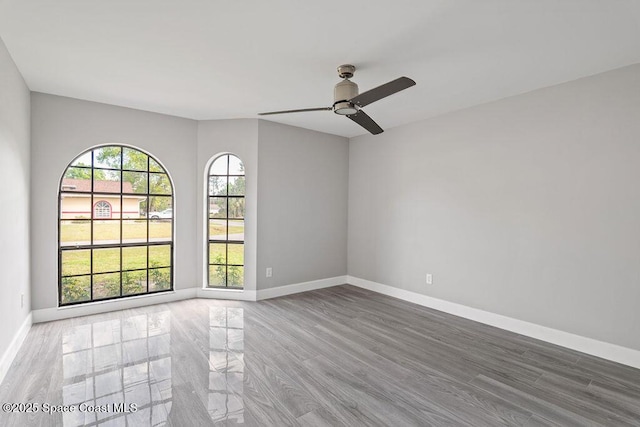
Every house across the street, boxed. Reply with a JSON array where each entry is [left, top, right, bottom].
[[60, 179, 146, 219]]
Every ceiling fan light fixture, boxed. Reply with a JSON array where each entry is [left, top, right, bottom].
[[333, 101, 358, 115]]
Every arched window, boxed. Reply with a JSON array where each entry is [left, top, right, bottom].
[[59, 145, 174, 306], [94, 200, 112, 218], [207, 154, 245, 288]]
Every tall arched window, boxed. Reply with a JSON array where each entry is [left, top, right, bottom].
[[207, 154, 245, 288], [59, 145, 174, 306]]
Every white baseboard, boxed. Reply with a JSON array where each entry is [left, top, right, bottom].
[[347, 276, 640, 370], [30, 276, 347, 323], [197, 288, 257, 301], [257, 276, 347, 300], [0, 312, 32, 385], [32, 288, 197, 323]]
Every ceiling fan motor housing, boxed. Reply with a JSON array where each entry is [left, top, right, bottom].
[[333, 79, 359, 115]]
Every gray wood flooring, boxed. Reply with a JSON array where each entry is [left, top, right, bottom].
[[1, 285, 639, 426]]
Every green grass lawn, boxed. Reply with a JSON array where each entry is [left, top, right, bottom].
[[61, 245, 173, 276], [209, 221, 245, 238], [60, 220, 172, 242], [60, 220, 243, 243], [60, 219, 245, 301], [62, 241, 243, 277], [209, 243, 244, 265]]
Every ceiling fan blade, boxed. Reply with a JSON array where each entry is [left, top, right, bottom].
[[347, 110, 384, 135], [258, 107, 332, 116], [350, 77, 416, 108]]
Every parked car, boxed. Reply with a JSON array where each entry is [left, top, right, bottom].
[[148, 208, 172, 219]]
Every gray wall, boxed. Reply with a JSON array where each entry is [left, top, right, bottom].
[[0, 37, 31, 356], [349, 64, 640, 350], [257, 120, 349, 289], [30, 94, 198, 310], [29, 100, 347, 311], [197, 119, 258, 291]]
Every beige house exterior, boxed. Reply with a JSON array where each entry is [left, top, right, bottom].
[[60, 179, 145, 219]]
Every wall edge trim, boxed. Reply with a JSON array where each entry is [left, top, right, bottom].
[[0, 312, 33, 385], [256, 276, 347, 300], [32, 288, 197, 323]]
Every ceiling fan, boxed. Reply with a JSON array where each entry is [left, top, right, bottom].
[[258, 64, 416, 135]]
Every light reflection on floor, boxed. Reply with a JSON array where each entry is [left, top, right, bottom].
[[58, 306, 245, 426], [61, 312, 173, 426], [208, 307, 245, 424]]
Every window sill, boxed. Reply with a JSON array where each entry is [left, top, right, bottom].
[[58, 290, 176, 309]]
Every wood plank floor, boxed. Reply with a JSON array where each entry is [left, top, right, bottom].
[[1, 285, 639, 426]]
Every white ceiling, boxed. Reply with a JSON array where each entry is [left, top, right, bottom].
[[1, 0, 639, 137]]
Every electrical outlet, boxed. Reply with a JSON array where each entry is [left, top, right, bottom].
[[266, 267, 273, 278], [426, 274, 433, 285]]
